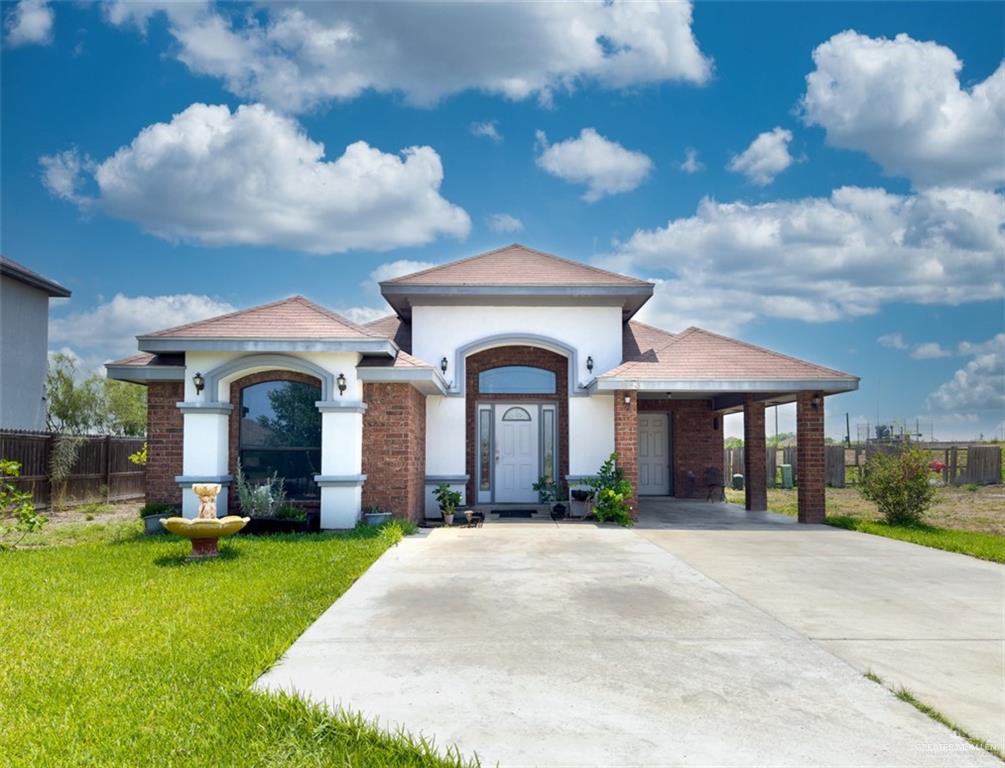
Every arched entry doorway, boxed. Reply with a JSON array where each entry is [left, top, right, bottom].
[[465, 346, 568, 504]]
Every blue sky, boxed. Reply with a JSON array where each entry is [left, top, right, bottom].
[[2, 1, 1003, 440]]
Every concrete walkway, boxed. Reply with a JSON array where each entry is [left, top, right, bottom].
[[636, 498, 1005, 750], [255, 506, 1003, 767]]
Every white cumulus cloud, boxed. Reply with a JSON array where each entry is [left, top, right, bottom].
[[39, 103, 470, 254], [605, 186, 1005, 333], [4, 0, 53, 47], [486, 213, 524, 233], [680, 147, 704, 174], [927, 334, 1005, 414], [535, 128, 653, 202], [728, 127, 795, 185], [910, 342, 953, 360], [103, 1, 711, 113], [877, 333, 907, 350], [50, 293, 236, 363], [337, 258, 436, 326], [470, 121, 502, 142], [801, 30, 1005, 189]]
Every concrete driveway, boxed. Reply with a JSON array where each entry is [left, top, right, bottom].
[[256, 506, 1003, 767]]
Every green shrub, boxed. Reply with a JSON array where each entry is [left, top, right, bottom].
[[78, 500, 114, 517], [139, 502, 176, 519], [964, 483, 979, 493], [235, 461, 287, 518], [532, 477, 558, 503], [1, 459, 47, 550], [275, 506, 307, 521], [860, 448, 937, 526], [587, 452, 634, 527]]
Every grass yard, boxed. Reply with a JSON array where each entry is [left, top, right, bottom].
[[725, 486, 1005, 564], [0, 521, 476, 767]]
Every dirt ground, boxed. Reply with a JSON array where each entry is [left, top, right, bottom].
[[726, 486, 1005, 535], [44, 499, 143, 528]]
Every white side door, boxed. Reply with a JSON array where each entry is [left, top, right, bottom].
[[494, 405, 539, 503], [638, 413, 669, 495]]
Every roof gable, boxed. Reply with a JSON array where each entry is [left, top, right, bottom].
[[382, 244, 651, 288], [142, 296, 380, 340], [0, 255, 71, 297], [602, 326, 857, 384]]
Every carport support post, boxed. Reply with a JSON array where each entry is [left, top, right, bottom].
[[796, 391, 826, 524], [743, 399, 767, 512], [614, 390, 639, 518]]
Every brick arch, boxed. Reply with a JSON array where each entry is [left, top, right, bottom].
[[227, 369, 322, 511], [465, 345, 569, 503]]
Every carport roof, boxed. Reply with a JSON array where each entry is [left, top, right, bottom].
[[595, 327, 858, 396]]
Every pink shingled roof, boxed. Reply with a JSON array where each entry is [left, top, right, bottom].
[[107, 352, 156, 366], [622, 320, 675, 363], [383, 244, 651, 287], [141, 296, 380, 340], [364, 315, 412, 352], [602, 327, 857, 382]]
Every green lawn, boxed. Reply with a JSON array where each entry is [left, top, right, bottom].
[[0, 521, 477, 767], [725, 488, 1005, 564]]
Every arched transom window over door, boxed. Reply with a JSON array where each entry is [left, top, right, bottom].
[[239, 380, 322, 500], [478, 366, 556, 394]]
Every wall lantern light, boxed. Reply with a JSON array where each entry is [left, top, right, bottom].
[[336, 372, 347, 396], [811, 394, 822, 411], [712, 416, 720, 431], [586, 355, 594, 374], [623, 395, 632, 407], [440, 356, 448, 374], [192, 372, 205, 395]]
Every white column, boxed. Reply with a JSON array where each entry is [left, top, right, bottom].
[[315, 400, 367, 529], [177, 403, 232, 518]]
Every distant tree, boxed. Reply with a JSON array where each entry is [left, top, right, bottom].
[[45, 353, 104, 434], [724, 437, 744, 449], [44, 353, 147, 436], [104, 379, 147, 436], [767, 432, 795, 448]]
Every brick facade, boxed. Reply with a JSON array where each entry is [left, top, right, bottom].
[[743, 400, 767, 511], [638, 398, 723, 498], [145, 381, 184, 507], [361, 382, 426, 522], [464, 346, 568, 503], [797, 391, 826, 523], [613, 390, 639, 516], [227, 370, 322, 512]]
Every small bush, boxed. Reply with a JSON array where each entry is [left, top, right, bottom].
[[587, 452, 634, 527], [235, 461, 287, 518], [860, 448, 937, 526], [964, 483, 979, 493], [275, 505, 307, 521], [1, 459, 47, 550], [139, 502, 175, 519]]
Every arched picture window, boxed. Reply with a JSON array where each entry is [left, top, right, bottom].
[[501, 406, 532, 421], [478, 366, 556, 394], [239, 380, 322, 499]]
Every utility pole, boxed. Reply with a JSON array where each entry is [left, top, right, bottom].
[[846, 412, 851, 447]]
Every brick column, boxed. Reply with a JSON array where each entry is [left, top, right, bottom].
[[614, 390, 639, 517], [361, 383, 427, 523], [797, 391, 825, 524], [743, 399, 767, 511], [145, 381, 184, 507]]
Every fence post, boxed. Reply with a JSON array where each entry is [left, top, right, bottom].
[[103, 435, 112, 502], [44, 433, 55, 511]]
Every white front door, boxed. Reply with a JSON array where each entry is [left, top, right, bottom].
[[494, 404, 539, 503], [638, 413, 670, 495]]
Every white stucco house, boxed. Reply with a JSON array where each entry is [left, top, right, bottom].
[[107, 244, 858, 526], [0, 256, 71, 431]]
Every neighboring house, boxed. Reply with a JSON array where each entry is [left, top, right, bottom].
[[0, 256, 71, 431], [107, 244, 858, 526]]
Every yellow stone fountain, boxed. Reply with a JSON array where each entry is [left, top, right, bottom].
[[161, 483, 249, 558]]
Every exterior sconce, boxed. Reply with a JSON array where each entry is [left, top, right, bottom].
[[712, 416, 720, 431], [440, 356, 448, 374], [586, 355, 594, 374], [192, 372, 205, 395], [336, 372, 347, 396], [811, 394, 822, 411], [623, 395, 631, 407]]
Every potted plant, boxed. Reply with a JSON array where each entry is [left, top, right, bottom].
[[362, 505, 393, 526], [139, 502, 175, 535], [433, 482, 461, 526]]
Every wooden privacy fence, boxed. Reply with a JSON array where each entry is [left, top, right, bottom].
[[940, 445, 1001, 486], [0, 430, 145, 509], [724, 445, 848, 488]]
